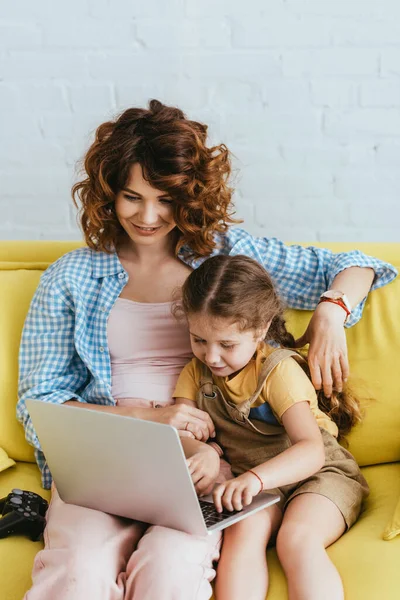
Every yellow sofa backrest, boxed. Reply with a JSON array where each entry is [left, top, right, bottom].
[[0, 242, 399, 468]]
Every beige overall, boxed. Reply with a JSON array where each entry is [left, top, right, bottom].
[[196, 349, 369, 529]]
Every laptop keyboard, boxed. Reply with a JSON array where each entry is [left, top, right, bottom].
[[199, 499, 242, 527]]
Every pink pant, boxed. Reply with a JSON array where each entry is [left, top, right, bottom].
[[25, 460, 232, 600]]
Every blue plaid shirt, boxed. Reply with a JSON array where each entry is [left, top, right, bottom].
[[17, 228, 397, 489]]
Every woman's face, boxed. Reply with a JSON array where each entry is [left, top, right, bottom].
[[115, 163, 177, 249]]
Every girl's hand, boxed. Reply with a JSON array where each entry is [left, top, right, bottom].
[[294, 301, 349, 398], [213, 471, 263, 513], [187, 445, 220, 496], [153, 404, 216, 442]]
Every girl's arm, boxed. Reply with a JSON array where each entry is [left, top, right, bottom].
[[213, 401, 325, 512], [249, 401, 325, 489]]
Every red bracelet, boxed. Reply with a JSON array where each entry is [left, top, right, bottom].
[[248, 470, 263, 494]]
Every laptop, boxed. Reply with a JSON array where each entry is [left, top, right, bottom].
[[26, 400, 280, 536]]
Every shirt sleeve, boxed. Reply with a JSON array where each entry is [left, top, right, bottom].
[[173, 360, 199, 403], [261, 357, 318, 421], [215, 228, 398, 328], [17, 272, 89, 453]]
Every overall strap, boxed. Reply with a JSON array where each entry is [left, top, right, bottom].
[[235, 348, 305, 415], [199, 361, 215, 398]]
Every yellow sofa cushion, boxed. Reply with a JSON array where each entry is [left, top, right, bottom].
[[0, 447, 15, 472], [1, 461, 398, 600], [0, 270, 43, 462], [384, 497, 400, 541]]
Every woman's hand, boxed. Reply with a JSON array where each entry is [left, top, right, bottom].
[[294, 301, 349, 398], [213, 471, 262, 513], [152, 403, 216, 442], [187, 444, 221, 496]]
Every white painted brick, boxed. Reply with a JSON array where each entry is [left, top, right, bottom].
[[280, 143, 376, 168], [262, 81, 310, 110], [0, 23, 42, 48], [0, 169, 74, 198], [42, 20, 134, 48], [1, 0, 399, 243], [232, 16, 332, 48], [88, 0, 185, 18], [0, 114, 42, 139], [255, 194, 345, 230], [324, 109, 400, 138], [332, 20, 400, 46], [1, 194, 71, 229], [0, 140, 66, 169], [381, 50, 400, 76], [317, 227, 400, 243], [39, 114, 103, 141], [17, 84, 69, 112], [1, 0, 90, 19], [210, 82, 262, 111], [285, 0, 394, 19], [0, 52, 89, 80], [221, 109, 323, 146], [334, 171, 400, 201], [283, 49, 379, 77], [0, 85, 19, 111], [67, 84, 115, 114], [88, 53, 182, 81], [239, 169, 333, 201], [375, 142, 400, 166], [136, 18, 231, 49], [182, 52, 281, 80], [360, 80, 400, 107], [185, 0, 285, 19], [310, 80, 359, 108], [348, 199, 397, 228]]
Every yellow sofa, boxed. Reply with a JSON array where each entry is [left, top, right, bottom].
[[0, 240, 399, 600]]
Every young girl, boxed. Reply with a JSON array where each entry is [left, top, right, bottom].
[[174, 254, 369, 600]]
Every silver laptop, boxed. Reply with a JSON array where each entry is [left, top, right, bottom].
[[26, 400, 280, 536]]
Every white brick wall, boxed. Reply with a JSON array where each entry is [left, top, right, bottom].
[[1, 0, 399, 242]]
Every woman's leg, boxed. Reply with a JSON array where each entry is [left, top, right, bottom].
[[276, 493, 346, 600], [215, 504, 282, 600], [124, 457, 234, 600], [125, 524, 222, 600], [25, 486, 146, 600]]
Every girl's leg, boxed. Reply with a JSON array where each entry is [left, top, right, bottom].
[[25, 486, 146, 600], [215, 504, 282, 600], [276, 493, 346, 600]]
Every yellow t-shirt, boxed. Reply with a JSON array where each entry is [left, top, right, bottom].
[[173, 344, 338, 438]]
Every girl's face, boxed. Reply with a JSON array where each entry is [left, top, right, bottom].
[[187, 313, 268, 378], [115, 163, 177, 249]]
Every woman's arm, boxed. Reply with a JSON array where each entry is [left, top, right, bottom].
[[295, 266, 375, 397], [210, 229, 398, 397]]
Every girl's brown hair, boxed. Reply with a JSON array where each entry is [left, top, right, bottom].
[[72, 99, 238, 257], [179, 254, 362, 439]]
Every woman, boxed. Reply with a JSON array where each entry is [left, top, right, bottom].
[[18, 100, 396, 600]]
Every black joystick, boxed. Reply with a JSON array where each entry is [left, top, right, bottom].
[[0, 488, 48, 541]]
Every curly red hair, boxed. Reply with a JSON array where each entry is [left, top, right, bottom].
[[72, 99, 239, 257]]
